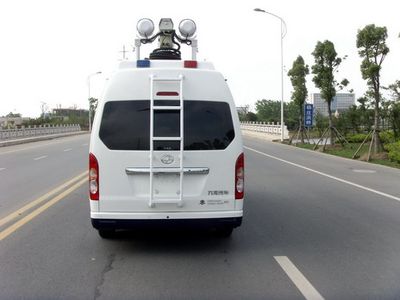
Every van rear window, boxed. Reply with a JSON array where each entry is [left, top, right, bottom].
[[99, 100, 235, 150]]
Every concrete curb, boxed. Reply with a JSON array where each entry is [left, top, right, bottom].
[[241, 129, 281, 142], [0, 131, 89, 147]]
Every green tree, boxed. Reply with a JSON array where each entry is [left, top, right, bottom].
[[387, 80, 400, 138], [391, 103, 400, 139], [311, 40, 349, 144], [387, 80, 400, 101], [238, 105, 258, 122], [288, 55, 309, 143], [284, 101, 300, 131], [356, 24, 389, 153], [246, 112, 258, 122], [5, 112, 21, 118], [315, 112, 329, 136], [358, 94, 376, 131], [255, 99, 281, 123], [357, 96, 368, 109], [336, 105, 361, 135], [255, 99, 299, 131]]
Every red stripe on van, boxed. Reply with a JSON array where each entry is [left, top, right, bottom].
[[156, 91, 179, 96]]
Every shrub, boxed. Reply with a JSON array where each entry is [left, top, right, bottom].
[[379, 130, 395, 144], [346, 133, 370, 143], [384, 141, 400, 163]]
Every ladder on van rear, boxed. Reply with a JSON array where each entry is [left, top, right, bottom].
[[149, 74, 184, 208]]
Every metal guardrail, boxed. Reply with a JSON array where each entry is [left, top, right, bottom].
[[0, 124, 81, 140], [240, 122, 289, 139]]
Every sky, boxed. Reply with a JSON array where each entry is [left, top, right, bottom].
[[0, 0, 399, 117]]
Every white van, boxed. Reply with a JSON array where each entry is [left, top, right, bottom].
[[89, 19, 244, 238]]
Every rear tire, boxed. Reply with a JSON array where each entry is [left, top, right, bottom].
[[98, 229, 116, 239], [215, 226, 234, 238]]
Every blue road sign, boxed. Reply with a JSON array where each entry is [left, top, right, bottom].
[[304, 104, 313, 127]]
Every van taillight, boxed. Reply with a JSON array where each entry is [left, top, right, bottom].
[[235, 153, 244, 200], [89, 153, 99, 200]]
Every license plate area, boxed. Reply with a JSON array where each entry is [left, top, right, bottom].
[[153, 173, 180, 198]]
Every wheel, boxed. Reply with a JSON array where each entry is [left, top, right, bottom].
[[98, 229, 116, 239], [215, 226, 234, 238]]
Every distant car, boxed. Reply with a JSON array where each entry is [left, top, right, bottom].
[[89, 59, 244, 238]]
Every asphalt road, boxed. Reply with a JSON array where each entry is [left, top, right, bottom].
[[1, 134, 400, 299], [0, 134, 89, 219]]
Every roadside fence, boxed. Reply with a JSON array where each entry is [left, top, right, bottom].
[[241, 122, 289, 139], [0, 124, 82, 140]]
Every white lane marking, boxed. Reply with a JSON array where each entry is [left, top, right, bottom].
[[352, 169, 376, 174], [63, 148, 72, 152], [244, 146, 400, 203], [33, 155, 47, 161], [0, 168, 5, 171], [82, 143, 88, 146], [274, 256, 324, 300]]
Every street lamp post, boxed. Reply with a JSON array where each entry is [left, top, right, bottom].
[[254, 8, 287, 141], [87, 71, 102, 133]]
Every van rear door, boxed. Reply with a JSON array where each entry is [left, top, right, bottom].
[[97, 99, 239, 212]]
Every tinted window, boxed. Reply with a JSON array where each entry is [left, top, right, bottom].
[[99, 101, 149, 150], [184, 101, 235, 150], [99, 100, 235, 150], [154, 110, 180, 137]]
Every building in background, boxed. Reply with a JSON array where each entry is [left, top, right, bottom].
[[310, 93, 355, 117], [0, 115, 30, 128]]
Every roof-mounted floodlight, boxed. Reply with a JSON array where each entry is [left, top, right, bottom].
[[179, 19, 196, 38], [134, 17, 198, 61], [137, 18, 154, 37]]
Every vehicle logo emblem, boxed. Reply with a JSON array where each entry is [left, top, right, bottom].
[[161, 154, 174, 164]]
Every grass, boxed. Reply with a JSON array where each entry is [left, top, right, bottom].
[[324, 143, 366, 159], [292, 142, 400, 169], [370, 158, 400, 169]]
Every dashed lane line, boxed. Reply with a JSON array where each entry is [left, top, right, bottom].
[[33, 155, 47, 161], [63, 148, 72, 152], [244, 146, 400, 203], [274, 256, 324, 300]]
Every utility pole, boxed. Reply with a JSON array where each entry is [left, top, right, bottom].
[[254, 8, 287, 141]]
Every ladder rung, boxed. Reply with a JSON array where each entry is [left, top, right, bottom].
[[152, 77, 183, 82], [153, 106, 182, 110], [152, 137, 182, 141], [152, 198, 181, 204]]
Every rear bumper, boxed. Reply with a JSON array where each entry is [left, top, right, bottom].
[[91, 211, 243, 230]]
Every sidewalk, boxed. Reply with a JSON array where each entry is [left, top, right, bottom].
[[241, 129, 280, 141]]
